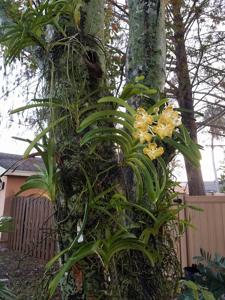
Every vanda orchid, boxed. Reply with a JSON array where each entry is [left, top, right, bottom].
[[133, 105, 181, 160]]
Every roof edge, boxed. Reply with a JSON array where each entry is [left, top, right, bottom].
[[4, 169, 40, 177]]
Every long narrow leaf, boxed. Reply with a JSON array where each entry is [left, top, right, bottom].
[[98, 96, 136, 115], [80, 134, 130, 154], [78, 110, 134, 132], [48, 242, 100, 298], [81, 127, 134, 148], [24, 116, 67, 158], [127, 157, 156, 201]]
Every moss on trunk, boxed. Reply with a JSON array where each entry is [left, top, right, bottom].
[[49, 1, 110, 298], [127, 0, 166, 91]]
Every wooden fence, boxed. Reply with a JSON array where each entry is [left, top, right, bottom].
[[9, 196, 56, 260], [7, 195, 225, 266], [180, 195, 225, 267]]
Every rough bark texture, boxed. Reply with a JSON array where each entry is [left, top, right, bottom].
[[171, 0, 205, 195], [124, 2, 180, 299], [50, 1, 108, 298], [127, 0, 166, 91], [126, 0, 167, 201]]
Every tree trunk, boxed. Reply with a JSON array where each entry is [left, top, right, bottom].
[[211, 134, 219, 192], [171, 0, 205, 195], [123, 2, 180, 300], [127, 0, 166, 91], [50, 1, 108, 298], [126, 0, 167, 197]]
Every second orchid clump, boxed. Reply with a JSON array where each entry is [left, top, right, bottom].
[[133, 106, 181, 160]]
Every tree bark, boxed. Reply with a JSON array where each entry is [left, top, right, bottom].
[[127, 0, 166, 91], [124, 2, 180, 299], [171, 0, 205, 195], [50, 1, 108, 298], [211, 134, 219, 192]]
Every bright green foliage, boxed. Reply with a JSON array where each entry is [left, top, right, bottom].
[[12, 132, 58, 202]]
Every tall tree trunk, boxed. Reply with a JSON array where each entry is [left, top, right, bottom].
[[171, 0, 205, 195], [121, 2, 180, 300], [50, 1, 108, 298]]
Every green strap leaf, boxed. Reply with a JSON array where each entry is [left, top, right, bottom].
[[98, 96, 136, 115], [80, 127, 134, 149], [48, 241, 100, 298], [80, 134, 130, 155], [101, 237, 155, 267], [127, 157, 156, 201], [125, 202, 157, 222], [164, 137, 200, 168], [78, 110, 134, 132], [182, 280, 199, 300], [201, 289, 215, 300], [133, 153, 159, 190], [157, 157, 168, 198], [10, 102, 60, 114], [147, 98, 168, 114]]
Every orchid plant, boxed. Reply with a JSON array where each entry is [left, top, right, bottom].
[[133, 105, 181, 160]]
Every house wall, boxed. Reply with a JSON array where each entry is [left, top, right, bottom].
[[0, 176, 7, 217], [0, 175, 43, 248], [3, 175, 39, 216]]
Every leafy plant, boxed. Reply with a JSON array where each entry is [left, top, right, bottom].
[[179, 280, 215, 300], [193, 249, 225, 299], [0, 217, 13, 232], [13, 133, 58, 202], [179, 249, 225, 300], [0, 0, 87, 64], [0, 217, 16, 300], [0, 282, 16, 300]]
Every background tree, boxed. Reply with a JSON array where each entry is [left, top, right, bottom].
[[203, 105, 225, 191], [167, 0, 225, 195]]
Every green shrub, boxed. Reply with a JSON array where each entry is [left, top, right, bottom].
[[179, 249, 225, 300]]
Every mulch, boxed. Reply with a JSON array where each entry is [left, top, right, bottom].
[[0, 250, 60, 300]]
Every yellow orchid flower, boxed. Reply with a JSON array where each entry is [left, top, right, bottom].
[[133, 121, 149, 132], [152, 121, 175, 139], [134, 107, 153, 130], [159, 105, 181, 127], [143, 143, 164, 160], [133, 130, 152, 144]]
